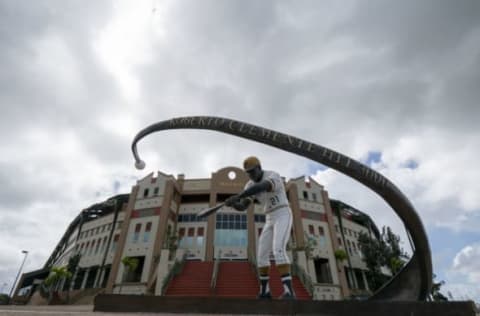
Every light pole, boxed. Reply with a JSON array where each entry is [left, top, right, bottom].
[[9, 250, 28, 302]]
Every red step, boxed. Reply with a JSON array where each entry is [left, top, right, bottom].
[[215, 261, 259, 298], [164, 260, 311, 300], [214, 261, 311, 300], [164, 261, 214, 297], [268, 264, 311, 300]]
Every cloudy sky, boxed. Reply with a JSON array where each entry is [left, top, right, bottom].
[[1, 0, 479, 302]]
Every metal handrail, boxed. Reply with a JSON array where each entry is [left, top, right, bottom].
[[292, 261, 315, 296], [160, 252, 187, 295], [248, 248, 258, 279], [210, 249, 221, 291]]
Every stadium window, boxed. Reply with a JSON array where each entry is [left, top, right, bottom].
[[89, 240, 96, 256], [101, 237, 108, 252], [94, 238, 101, 255], [143, 222, 152, 242], [154, 187, 159, 195], [254, 214, 266, 223], [143, 188, 149, 197], [308, 225, 315, 235], [111, 234, 119, 252], [196, 227, 204, 247], [178, 228, 186, 248], [133, 223, 142, 243], [318, 226, 325, 236], [303, 191, 308, 199], [312, 193, 317, 201]]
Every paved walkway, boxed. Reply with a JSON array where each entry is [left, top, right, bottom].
[[0, 305, 268, 316]]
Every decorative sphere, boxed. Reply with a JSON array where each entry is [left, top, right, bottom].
[[135, 160, 146, 170]]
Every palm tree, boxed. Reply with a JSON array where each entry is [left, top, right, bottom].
[[65, 253, 81, 303], [44, 267, 72, 304]]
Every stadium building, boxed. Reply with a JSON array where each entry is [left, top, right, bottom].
[[12, 166, 380, 304]]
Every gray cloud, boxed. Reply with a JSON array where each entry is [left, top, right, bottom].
[[1, 0, 479, 301]]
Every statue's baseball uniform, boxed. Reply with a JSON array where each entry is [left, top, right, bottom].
[[245, 170, 293, 267]]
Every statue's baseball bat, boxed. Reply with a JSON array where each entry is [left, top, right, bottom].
[[197, 203, 225, 218]]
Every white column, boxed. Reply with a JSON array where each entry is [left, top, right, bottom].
[[81, 269, 89, 290]]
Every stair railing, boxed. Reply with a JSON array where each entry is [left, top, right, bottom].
[[292, 261, 315, 296], [248, 248, 258, 279], [160, 252, 187, 295], [210, 249, 221, 293]]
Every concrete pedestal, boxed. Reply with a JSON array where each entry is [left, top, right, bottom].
[[94, 294, 476, 316]]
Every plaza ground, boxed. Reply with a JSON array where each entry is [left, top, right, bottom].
[[0, 304, 265, 316]]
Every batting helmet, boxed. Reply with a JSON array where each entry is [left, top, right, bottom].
[[243, 156, 261, 171]]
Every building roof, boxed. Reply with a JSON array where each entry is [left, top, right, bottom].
[[43, 194, 130, 268], [329, 199, 381, 239]]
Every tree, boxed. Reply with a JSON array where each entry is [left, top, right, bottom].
[[303, 232, 318, 259], [119, 257, 139, 294], [382, 227, 408, 274], [357, 226, 409, 291], [64, 253, 81, 303], [431, 274, 448, 301], [43, 267, 72, 304], [0, 294, 9, 305], [334, 249, 348, 263]]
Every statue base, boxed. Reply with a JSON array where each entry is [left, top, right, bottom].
[[94, 294, 476, 315]]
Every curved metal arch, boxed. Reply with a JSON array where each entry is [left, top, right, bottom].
[[131, 116, 432, 300]]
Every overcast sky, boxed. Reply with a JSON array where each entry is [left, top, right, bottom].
[[1, 0, 479, 302]]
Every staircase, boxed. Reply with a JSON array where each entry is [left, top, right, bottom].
[[164, 261, 213, 297], [215, 261, 259, 298], [164, 261, 311, 300]]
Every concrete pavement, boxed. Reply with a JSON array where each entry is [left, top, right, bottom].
[[0, 305, 269, 316]]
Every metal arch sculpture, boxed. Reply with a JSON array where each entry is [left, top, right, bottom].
[[131, 116, 432, 301]]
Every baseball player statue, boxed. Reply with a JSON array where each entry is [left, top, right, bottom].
[[225, 156, 296, 300]]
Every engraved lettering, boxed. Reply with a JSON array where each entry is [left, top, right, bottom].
[[345, 158, 351, 168], [214, 118, 225, 127], [335, 153, 342, 163], [238, 123, 246, 133], [272, 133, 279, 142], [306, 143, 315, 152], [261, 128, 271, 138], [287, 136, 295, 146]]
